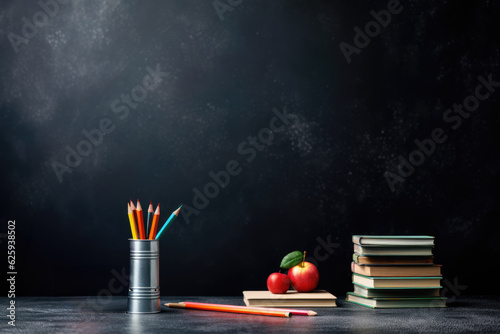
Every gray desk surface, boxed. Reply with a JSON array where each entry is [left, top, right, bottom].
[[3, 295, 500, 333]]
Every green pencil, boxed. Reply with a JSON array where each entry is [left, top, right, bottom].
[[155, 206, 182, 240]]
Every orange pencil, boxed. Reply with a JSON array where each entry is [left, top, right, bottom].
[[127, 203, 138, 239], [135, 199, 146, 239], [149, 204, 160, 239], [166, 302, 290, 318], [183, 302, 316, 316]]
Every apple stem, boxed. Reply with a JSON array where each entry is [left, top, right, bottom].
[[302, 251, 306, 267]]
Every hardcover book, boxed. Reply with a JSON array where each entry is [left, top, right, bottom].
[[351, 262, 442, 277], [352, 235, 435, 246], [352, 273, 442, 288], [353, 253, 434, 265], [354, 244, 433, 256], [353, 284, 441, 298], [242, 290, 337, 307], [346, 292, 446, 308]]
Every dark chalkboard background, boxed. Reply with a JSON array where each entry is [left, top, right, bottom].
[[1, 0, 499, 298]]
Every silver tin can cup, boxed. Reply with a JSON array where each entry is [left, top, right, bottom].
[[127, 239, 161, 314]]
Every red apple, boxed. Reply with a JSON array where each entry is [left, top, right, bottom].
[[288, 261, 319, 292], [267, 273, 290, 294]]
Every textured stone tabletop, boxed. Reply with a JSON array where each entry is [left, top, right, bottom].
[[3, 295, 500, 333]]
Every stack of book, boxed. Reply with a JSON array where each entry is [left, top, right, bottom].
[[346, 235, 447, 308]]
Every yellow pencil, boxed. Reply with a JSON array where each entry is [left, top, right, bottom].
[[128, 202, 138, 239]]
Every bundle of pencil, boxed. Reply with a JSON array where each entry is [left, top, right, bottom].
[[127, 199, 181, 240]]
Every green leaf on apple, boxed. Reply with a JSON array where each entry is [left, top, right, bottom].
[[280, 251, 304, 269]]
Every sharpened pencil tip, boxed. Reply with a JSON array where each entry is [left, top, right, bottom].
[[174, 206, 182, 216]]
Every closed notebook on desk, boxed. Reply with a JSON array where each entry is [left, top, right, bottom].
[[243, 290, 337, 307]]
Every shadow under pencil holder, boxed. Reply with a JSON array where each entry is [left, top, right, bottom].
[[127, 239, 161, 314]]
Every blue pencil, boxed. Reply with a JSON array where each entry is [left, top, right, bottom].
[[155, 206, 182, 240]]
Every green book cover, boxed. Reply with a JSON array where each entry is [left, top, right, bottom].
[[353, 282, 443, 290], [352, 235, 435, 247], [353, 253, 359, 263], [353, 235, 435, 240], [353, 273, 442, 280], [346, 292, 447, 308], [352, 273, 442, 289], [353, 284, 442, 297]]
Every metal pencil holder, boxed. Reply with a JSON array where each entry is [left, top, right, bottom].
[[127, 239, 161, 313]]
